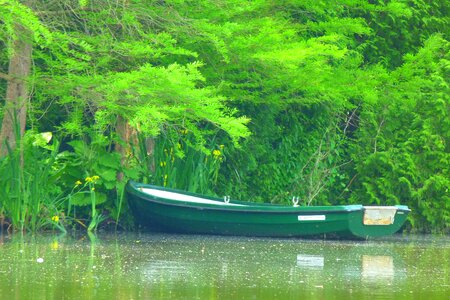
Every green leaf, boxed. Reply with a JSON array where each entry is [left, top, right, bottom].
[[94, 192, 107, 205], [67, 140, 85, 155], [69, 192, 107, 206], [98, 169, 117, 182], [98, 153, 121, 169], [69, 193, 91, 206]]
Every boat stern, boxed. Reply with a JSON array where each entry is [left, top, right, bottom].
[[348, 205, 410, 238]]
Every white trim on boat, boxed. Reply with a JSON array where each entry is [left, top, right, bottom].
[[298, 215, 326, 221], [141, 188, 246, 206]]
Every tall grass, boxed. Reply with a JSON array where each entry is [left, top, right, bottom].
[[0, 126, 226, 232], [0, 131, 61, 232], [151, 134, 223, 195]]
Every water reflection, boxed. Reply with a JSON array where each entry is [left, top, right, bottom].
[[296, 253, 397, 283], [137, 235, 411, 298], [0, 233, 448, 300], [296, 254, 324, 269], [143, 260, 189, 281], [361, 255, 394, 281]]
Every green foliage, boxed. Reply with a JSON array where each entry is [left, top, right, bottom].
[[55, 136, 137, 229], [357, 0, 449, 68], [0, 0, 52, 48], [150, 131, 224, 195], [91, 62, 250, 147], [0, 0, 448, 233], [0, 131, 61, 231], [214, 103, 329, 203], [349, 35, 449, 232]]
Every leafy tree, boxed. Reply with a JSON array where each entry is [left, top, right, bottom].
[[358, 0, 449, 68], [0, 0, 52, 155], [0, 0, 249, 230], [349, 35, 449, 232]]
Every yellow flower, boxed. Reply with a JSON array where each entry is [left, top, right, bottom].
[[75, 180, 82, 186], [50, 240, 59, 250], [91, 187, 95, 191], [212, 149, 221, 157], [219, 144, 225, 149], [51, 215, 59, 222], [85, 175, 99, 183]]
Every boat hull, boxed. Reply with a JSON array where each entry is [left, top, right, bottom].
[[126, 181, 410, 239]]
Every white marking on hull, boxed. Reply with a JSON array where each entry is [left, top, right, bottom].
[[298, 215, 326, 221]]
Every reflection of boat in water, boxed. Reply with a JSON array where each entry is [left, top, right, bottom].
[[296, 253, 397, 282], [142, 254, 403, 291], [139, 237, 405, 289], [142, 260, 188, 280], [296, 255, 324, 269], [361, 255, 395, 281], [127, 181, 410, 239]]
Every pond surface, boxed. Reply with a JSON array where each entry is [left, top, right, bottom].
[[0, 233, 448, 299]]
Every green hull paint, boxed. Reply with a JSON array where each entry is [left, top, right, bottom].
[[126, 181, 410, 239]]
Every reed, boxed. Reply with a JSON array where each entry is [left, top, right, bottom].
[[0, 131, 61, 232], [151, 134, 223, 195]]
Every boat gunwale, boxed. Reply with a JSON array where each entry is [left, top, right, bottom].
[[363, 205, 410, 212], [127, 181, 366, 214]]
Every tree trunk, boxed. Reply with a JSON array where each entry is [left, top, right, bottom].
[[115, 116, 137, 180], [115, 116, 155, 180], [0, 24, 32, 157]]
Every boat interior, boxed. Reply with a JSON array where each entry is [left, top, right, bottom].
[[140, 188, 245, 206]]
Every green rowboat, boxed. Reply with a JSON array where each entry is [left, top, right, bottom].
[[126, 181, 410, 239]]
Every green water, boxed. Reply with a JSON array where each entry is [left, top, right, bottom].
[[0, 233, 448, 300]]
